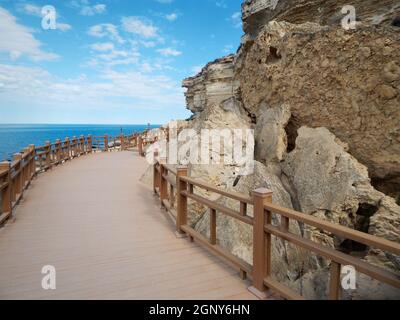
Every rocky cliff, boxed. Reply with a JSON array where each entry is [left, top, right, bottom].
[[146, 0, 400, 299], [182, 55, 240, 114], [242, 0, 400, 40]]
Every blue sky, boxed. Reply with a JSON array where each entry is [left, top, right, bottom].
[[0, 0, 243, 124]]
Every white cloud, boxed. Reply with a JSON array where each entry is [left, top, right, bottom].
[[230, 11, 242, 28], [165, 13, 178, 21], [141, 41, 157, 48], [0, 7, 58, 61], [216, 1, 227, 8], [0, 63, 184, 109], [122, 16, 158, 39], [157, 47, 182, 57], [90, 42, 114, 51], [57, 23, 72, 32], [20, 4, 42, 17], [70, 1, 106, 16], [80, 4, 106, 16], [88, 23, 125, 44]]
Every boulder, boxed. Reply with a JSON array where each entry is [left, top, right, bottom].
[[282, 126, 400, 270], [195, 161, 320, 282]]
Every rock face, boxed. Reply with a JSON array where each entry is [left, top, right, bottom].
[[238, 21, 400, 200], [183, 55, 240, 114], [242, 0, 400, 40], [255, 103, 291, 163], [282, 127, 399, 271], [175, 0, 400, 298]]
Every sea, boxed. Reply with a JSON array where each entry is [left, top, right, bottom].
[[0, 124, 160, 161]]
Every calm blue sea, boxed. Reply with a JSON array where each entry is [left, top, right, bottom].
[[0, 124, 160, 161]]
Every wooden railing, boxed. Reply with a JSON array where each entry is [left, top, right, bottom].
[[0, 133, 139, 226], [153, 155, 400, 300]]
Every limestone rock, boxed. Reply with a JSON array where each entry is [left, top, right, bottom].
[[291, 267, 400, 300], [255, 103, 291, 163], [242, 0, 400, 40], [182, 55, 240, 114], [282, 126, 400, 270], [184, 97, 254, 226], [139, 164, 154, 187], [195, 161, 320, 282], [176, 0, 400, 299], [238, 21, 400, 199]]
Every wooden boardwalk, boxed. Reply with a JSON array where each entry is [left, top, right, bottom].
[[0, 151, 255, 300]]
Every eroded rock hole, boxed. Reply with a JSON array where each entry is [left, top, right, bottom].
[[266, 47, 282, 64], [338, 203, 379, 255], [233, 175, 241, 187], [392, 16, 400, 27], [285, 116, 300, 153], [371, 176, 400, 205]]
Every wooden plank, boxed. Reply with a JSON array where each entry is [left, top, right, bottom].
[[210, 208, 217, 245], [162, 164, 177, 176], [329, 261, 341, 300], [162, 173, 176, 187], [252, 188, 273, 293], [0, 152, 253, 300], [0, 181, 8, 191]]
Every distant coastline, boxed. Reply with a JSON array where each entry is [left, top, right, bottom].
[[0, 124, 160, 160]]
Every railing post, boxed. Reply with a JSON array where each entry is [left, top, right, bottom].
[[29, 145, 36, 178], [159, 158, 168, 208], [80, 135, 85, 155], [210, 208, 217, 245], [88, 135, 93, 153], [329, 262, 341, 300], [249, 188, 273, 299], [120, 135, 125, 151], [13, 154, 22, 199], [64, 138, 70, 160], [138, 136, 143, 156], [104, 135, 109, 152], [72, 137, 77, 158], [55, 139, 61, 164], [153, 151, 159, 194], [0, 161, 11, 216], [22, 147, 30, 187], [175, 166, 188, 237], [45, 141, 51, 169]]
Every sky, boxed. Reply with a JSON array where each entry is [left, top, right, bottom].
[[0, 0, 244, 124]]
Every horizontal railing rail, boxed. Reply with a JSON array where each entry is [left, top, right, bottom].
[[152, 151, 400, 300], [262, 202, 400, 300]]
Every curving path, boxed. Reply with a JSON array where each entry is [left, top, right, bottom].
[[0, 151, 255, 300]]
